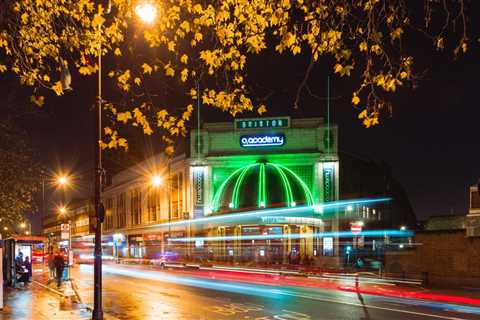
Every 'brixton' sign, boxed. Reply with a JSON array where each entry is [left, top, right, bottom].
[[240, 134, 285, 147], [236, 117, 290, 130]]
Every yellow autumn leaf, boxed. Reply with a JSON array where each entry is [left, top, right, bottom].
[[167, 41, 175, 52], [164, 64, 175, 77], [165, 145, 175, 156], [390, 27, 403, 40], [352, 94, 360, 106], [0, 65, 7, 73], [180, 68, 188, 82], [142, 63, 153, 75], [194, 32, 203, 42], [400, 71, 408, 79], [114, 48, 122, 56], [257, 104, 267, 115], [180, 54, 188, 64], [21, 12, 29, 24], [43, 74, 50, 82], [292, 45, 301, 55], [104, 127, 113, 135], [359, 41, 368, 52], [52, 81, 63, 96], [371, 44, 382, 55], [134, 77, 141, 86], [358, 109, 368, 119], [334, 64, 343, 74], [118, 138, 128, 149]]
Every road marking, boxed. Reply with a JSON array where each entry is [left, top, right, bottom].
[[278, 291, 469, 320]]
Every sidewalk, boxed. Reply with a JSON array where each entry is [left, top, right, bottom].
[[0, 285, 90, 320]]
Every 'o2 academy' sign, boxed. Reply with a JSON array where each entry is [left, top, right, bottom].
[[240, 134, 285, 148]]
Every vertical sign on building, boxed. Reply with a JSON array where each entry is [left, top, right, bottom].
[[322, 163, 335, 202], [192, 167, 205, 218]]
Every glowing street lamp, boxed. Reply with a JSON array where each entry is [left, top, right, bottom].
[[56, 175, 70, 187], [135, 3, 157, 24], [20, 222, 26, 229], [3, 226, 7, 231], [58, 206, 67, 215], [151, 175, 162, 187]]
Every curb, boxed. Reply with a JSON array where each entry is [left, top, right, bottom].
[[33, 280, 66, 298]]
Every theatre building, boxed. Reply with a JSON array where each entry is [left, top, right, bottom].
[[101, 117, 413, 268]]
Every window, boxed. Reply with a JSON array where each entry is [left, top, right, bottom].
[[104, 198, 114, 231], [116, 192, 126, 228], [147, 188, 160, 222], [472, 191, 480, 209], [170, 172, 183, 219], [130, 188, 142, 225]]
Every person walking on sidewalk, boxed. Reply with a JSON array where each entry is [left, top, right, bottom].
[[53, 252, 65, 288], [48, 251, 55, 280]]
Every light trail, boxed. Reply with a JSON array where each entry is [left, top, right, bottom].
[[129, 197, 392, 231], [169, 229, 414, 242], [80, 264, 479, 319]]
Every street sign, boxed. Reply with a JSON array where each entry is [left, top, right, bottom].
[[351, 222, 363, 235], [61, 223, 70, 240]]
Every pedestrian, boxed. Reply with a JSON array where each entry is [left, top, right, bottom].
[[48, 251, 55, 280], [53, 252, 65, 288], [15, 251, 28, 286], [24, 256, 32, 282], [15, 251, 23, 268]]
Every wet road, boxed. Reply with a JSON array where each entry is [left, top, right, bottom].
[[72, 264, 480, 320]]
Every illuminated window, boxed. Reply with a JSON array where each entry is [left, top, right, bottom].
[[104, 198, 114, 231], [170, 172, 183, 219], [147, 188, 160, 222], [116, 192, 126, 228], [130, 188, 142, 225]]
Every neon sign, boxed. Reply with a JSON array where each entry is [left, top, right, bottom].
[[240, 134, 285, 147], [236, 117, 289, 130]]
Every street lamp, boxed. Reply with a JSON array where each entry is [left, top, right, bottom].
[[58, 206, 67, 215], [135, 3, 157, 24], [20, 222, 26, 229], [57, 175, 70, 187], [151, 174, 162, 187]]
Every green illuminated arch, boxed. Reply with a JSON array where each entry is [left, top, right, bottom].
[[274, 164, 314, 206], [211, 162, 314, 212]]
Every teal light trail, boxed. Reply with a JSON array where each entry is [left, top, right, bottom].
[[169, 229, 414, 243]]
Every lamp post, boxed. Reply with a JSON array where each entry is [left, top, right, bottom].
[[92, 19, 105, 320], [92, 6, 157, 319]]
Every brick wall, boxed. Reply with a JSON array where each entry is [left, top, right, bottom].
[[385, 231, 480, 288]]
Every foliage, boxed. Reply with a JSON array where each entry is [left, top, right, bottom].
[[0, 0, 477, 152], [0, 119, 41, 235]]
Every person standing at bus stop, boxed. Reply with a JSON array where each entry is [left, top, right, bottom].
[[53, 252, 65, 288]]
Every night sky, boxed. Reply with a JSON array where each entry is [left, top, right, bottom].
[[2, 4, 480, 225]]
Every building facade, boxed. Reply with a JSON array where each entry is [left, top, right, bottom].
[[71, 116, 414, 268], [101, 117, 346, 266]]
